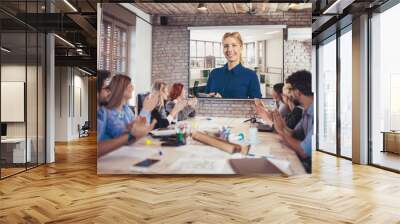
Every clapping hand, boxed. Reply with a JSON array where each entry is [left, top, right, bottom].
[[254, 98, 265, 107], [272, 110, 285, 135], [142, 92, 159, 113], [170, 99, 187, 118], [130, 116, 157, 140], [255, 104, 273, 124]]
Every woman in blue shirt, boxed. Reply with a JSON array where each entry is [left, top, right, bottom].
[[102, 75, 152, 141], [205, 32, 262, 99], [97, 73, 159, 157]]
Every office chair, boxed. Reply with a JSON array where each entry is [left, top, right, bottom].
[[137, 92, 150, 115], [193, 80, 200, 97], [78, 121, 90, 138]]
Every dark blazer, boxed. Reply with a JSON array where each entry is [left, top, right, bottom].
[[151, 104, 170, 129]]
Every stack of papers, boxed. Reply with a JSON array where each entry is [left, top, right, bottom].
[[150, 129, 176, 137]]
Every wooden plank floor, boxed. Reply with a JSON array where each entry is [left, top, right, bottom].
[[1, 135, 400, 224]]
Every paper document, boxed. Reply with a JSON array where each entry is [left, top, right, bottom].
[[169, 158, 228, 174], [150, 129, 176, 137]]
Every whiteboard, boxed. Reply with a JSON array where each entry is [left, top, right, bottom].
[[1, 82, 25, 122]]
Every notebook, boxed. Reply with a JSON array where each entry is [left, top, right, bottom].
[[150, 128, 176, 137]]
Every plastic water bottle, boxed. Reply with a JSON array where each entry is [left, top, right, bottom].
[[248, 122, 258, 145]]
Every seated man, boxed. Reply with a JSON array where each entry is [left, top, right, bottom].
[[271, 70, 314, 173]]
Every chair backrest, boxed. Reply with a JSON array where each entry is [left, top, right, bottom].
[[137, 92, 150, 114], [82, 121, 90, 129], [193, 80, 200, 96]]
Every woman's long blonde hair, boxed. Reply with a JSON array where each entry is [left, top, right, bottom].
[[152, 80, 168, 109], [106, 74, 132, 109], [222, 32, 244, 65]]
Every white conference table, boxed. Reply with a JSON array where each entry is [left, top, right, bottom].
[[97, 117, 306, 175]]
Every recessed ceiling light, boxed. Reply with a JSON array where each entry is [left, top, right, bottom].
[[78, 67, 92, 76], [1, 47, 11, 53], [322, 0, 354, 15], [63, 0, 78, 12], [54, 34, 75, 48]]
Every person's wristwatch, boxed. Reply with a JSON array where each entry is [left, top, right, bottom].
[[127, 132, 136, 143]]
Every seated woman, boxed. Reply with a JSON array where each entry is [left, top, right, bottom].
[[98, 74, 158, 157], [272, 83, 290, 119], [166, 83, 197, 121], [103, 75, 136, 139], [150, 80, 186, 129]]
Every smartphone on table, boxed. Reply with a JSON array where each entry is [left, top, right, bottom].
[[133, 159, 160, 167]]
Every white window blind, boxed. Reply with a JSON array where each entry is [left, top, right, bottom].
[[99, 17, 128, 75]]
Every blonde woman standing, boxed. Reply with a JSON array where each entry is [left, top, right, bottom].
[[205, 32, 261, 99]]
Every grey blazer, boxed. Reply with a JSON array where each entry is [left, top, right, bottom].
[[165, 100, 196, 121]]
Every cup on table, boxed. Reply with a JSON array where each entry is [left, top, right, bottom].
[[248, 127, 258, 145]]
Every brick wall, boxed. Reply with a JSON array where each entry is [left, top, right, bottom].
[[284, 40, 312, 78], [151, 12, 311, 118]]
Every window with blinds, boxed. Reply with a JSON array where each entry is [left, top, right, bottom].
[[99, 17, 128, 75]]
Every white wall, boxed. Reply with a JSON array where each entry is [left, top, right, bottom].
[[312, 45, 317, 152], [54, 66, 69, 141], [265, 38, 284, 87], [120, 4, 152, 107], [133, 18, 152, 103], [54, 67, 89, 141], [1, 63, 46, 164], [1, 65, 26, 140], [71, 74, 89, 138], [1, 65, 29, 137], [266, 38, 283, 69]]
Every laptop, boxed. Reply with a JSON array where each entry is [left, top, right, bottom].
[[257, 123, 274, 132]]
